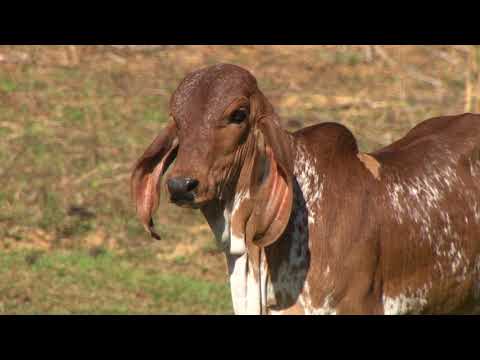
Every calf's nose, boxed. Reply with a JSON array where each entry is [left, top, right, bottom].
[[167, 177, 199, 202]]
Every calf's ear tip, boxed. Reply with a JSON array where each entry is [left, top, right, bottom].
[[143, 219, 162, 240], [150, 230, 161, 240], [144, 219, 162, 240]]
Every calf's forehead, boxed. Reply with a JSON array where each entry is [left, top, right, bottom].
[[169, 64, 258, 128]]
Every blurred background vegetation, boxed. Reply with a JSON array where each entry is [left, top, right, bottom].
[[0, 45, 479, 314]]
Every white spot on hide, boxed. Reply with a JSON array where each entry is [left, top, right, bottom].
[[382, 283, 431, 315], [227, 253, 261, 315], [299, 281, 337, 315], [294, 145, 324, 225]]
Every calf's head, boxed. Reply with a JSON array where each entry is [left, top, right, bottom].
[[131, 64, 293, 249]]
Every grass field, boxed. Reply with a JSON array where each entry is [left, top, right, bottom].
[[0, 45, 479, 314]]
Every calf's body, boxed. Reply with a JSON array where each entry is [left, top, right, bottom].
[[259, 115, 480, 314], [131, 64, 480, 314]]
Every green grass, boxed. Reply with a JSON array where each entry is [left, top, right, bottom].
[[0, 249, 232, 314]]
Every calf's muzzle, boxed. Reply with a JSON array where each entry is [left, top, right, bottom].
[[167, 176, 199, 204]]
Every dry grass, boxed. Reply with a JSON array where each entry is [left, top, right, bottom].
[[0, 45, 477, 314]]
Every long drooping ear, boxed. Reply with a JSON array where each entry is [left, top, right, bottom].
[[245, 115, 294, 248], [131, 121, 178, 240]]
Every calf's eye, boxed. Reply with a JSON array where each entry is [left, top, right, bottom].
[[229, 108, 248, 124]]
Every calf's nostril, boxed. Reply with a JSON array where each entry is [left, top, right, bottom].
[[185, 178, 199, 192], [167, 177, 199, 199]]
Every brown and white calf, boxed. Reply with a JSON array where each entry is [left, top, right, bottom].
[[131, 63, 480, 314]]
